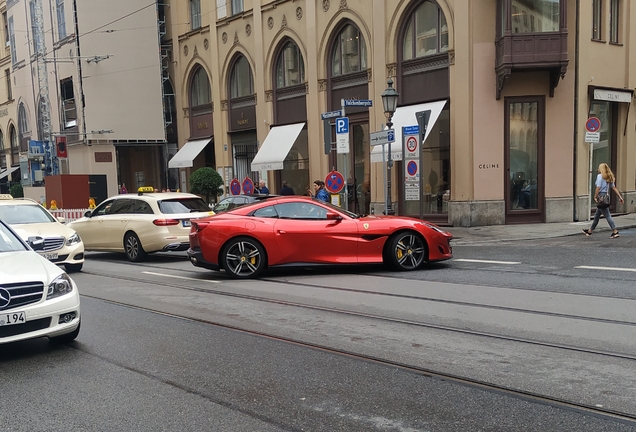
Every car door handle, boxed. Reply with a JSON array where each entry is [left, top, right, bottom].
[[277, 230, 287, 234]]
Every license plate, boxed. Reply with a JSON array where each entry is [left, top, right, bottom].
[[43, 252, 59, 260], [182, 220, 191, 227], [0, 311, 26, 326]]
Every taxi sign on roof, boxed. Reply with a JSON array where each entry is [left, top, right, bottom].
[[0, 194, 13, 200], [137, 186, 155, 194]]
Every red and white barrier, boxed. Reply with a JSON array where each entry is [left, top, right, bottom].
[[49, 209, 90, 223]]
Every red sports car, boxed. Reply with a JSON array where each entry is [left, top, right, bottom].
[[187, 196, 453, 278]]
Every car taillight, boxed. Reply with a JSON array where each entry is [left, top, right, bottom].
[[192, 221, 209, 233], [153, 219, 180, 226]]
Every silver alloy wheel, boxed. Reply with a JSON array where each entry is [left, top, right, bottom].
[[222, 237, 265, 278], [389, 232, 426, 271], [125, 232, 146, 262]]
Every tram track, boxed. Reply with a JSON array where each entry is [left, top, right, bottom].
[[79, 284, 636, 426], [81, 268, 636, 362]]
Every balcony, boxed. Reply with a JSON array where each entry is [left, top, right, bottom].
[[495, 0, 569, 99]]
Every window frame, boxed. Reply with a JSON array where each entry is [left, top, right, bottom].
[[189, 66, 212, 108], [8, 15, 16, 65], [190, 0, 201, 30], [330, 24, 367, 77], [56, 0, 66, 39], [609, 0, 620, 43], [592, 0, 603, 41], [229, 56, 254, 99], [402, 1, 449, 60], [275, 41, 305, 89], [231, 0, 244, 15]]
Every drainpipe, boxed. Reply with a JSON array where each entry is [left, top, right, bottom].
[[573, 0, 580, 221]]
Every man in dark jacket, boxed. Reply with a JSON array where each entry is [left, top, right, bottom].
[[280, 181, 295, 195]]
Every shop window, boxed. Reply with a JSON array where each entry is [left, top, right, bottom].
[[190, 66, 211, 108], [592, 0, 603, 40], [609, 0, 620, 43], [331, 24, 367, 76], [190, 0, 201, 30], [230, 56, 254, 98], [276, 41, 305, 88]]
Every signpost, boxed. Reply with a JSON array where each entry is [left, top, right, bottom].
[[325, 170, 345, 194], [369, 130, 395, 146], [402, 126, 420, 206], [321, 110, 342, 155], [585, 116, 602, 221], [230, 178, 241, 196], [343, 99, 373, 107]]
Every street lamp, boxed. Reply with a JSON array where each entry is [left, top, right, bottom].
[[381, 78, 399, 215]]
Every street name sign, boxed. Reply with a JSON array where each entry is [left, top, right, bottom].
[[369, 130, 395, 146], [343, 99, 373, 107], [321, 110, 343, 120]]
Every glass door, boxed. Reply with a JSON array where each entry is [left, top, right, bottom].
[[505, 97, 545, 223]]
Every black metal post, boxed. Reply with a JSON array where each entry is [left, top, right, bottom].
[[385, 117, 395, 215]]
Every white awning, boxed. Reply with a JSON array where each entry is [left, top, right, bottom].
[[251, 122, 305, 171], [371, 100, 448, 163], [168, 138, 211, 169], [0, 165, 19, 180], [593, 88, 632, 103]]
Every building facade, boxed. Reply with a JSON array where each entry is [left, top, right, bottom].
[[2, 0, 167, 200], [2, 0, 634, 226]]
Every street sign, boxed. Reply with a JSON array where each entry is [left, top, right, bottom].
[[343, 99, 373, 107], [242, 177, 254, 194], [585, 132, 600, 143], [335, 117, 349, 134], [325, 170, 345, 193], [336, 117, 349, 154], [585, 117, 601, 132], [321, 110, 342, 120], [403, 125, 419, 135], [230, 178, 241, 195], [369, 130, 395, 146], [405, 136, 418, 153]]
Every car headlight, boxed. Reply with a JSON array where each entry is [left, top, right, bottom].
[[421, 222, 447, 234], [66, 232, 81, 246], [47, 274, 74, 300]]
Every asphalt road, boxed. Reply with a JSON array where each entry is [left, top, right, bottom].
[[2, 234, 636, 431]]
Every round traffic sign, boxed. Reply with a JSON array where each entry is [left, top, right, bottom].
[[407, 161, 418, 176], [325, 170, 345, 193], [406, 136, 418, 153], [242, 177, 255, 194], [586, 117, 601, 132], [230, 179, 241, 195]]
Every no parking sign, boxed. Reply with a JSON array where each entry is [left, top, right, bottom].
[[242, 177, 255, 194], [325, 170, 345, 193], [230, 179, 241, 195]]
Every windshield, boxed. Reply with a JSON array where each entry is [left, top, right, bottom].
[[158, 198, 210, 214], [0, 222, 28, 252], [0, 204, 56, 224]]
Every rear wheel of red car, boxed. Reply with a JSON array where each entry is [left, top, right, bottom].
[[387, 231, 426, 271], [125, 232, 147, 262], [221, 237, 266, 279]]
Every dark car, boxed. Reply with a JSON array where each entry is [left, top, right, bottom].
[[212, 194, 276, 213]]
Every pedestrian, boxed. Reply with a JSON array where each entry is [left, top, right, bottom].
[[258, 180, 269, 195], [583, 163, 624, 238], [280, 180, 295, 196], [120, 183, 127, 194], [312, 180, 329, 202]]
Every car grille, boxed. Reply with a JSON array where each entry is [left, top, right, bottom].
[[0, 281, 45, 311], [43, 237, 65, 252], [0, 317, 51, 338]]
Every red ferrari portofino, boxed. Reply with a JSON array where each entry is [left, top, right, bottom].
[[187, 196, 453, 278]]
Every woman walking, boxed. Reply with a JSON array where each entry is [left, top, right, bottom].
[[583, 163, 624, 238]]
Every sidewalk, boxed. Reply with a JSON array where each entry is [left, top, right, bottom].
[[449, 213, 636, 245]]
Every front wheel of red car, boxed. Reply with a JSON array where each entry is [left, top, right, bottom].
[[221, 237, 266, 279], [387, 231, 427, 271]]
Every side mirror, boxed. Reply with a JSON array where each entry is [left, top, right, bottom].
[[57, 216, 66, 224], [84, 210, 93, 218], [27, 236, 45, 251], [326, 212, 343, 221]]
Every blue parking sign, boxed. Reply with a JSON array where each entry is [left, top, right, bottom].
[[336, 117, 349, 134]]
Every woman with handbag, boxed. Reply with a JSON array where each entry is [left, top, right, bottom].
[[583, 163, 624, 238]]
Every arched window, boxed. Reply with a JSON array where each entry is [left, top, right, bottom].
[[276, 41, 305, 88], [402, 1, 449, 60], [331, 24, 367, 76], [230, 56, 254, 98], [189, 67, 211, 108], [9, 124, 18, 166], [18, 103, 30, 152]]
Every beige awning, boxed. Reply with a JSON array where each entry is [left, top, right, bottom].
[[168, 138, 211, 169], [251, 123, 305, 171]]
